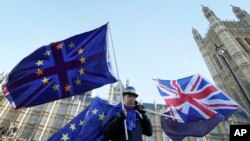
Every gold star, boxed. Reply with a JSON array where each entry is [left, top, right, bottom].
[[79, 68, 84, 75], [68, 42, 75, 48], [79, 120, 84, 126], [61, 133, 70, 141], [56, 43, 63, 50], [92, 108, 99, 114], [77, 48, 84, 54], [43, 50, 51, 56], [75, 78, 81, 85], [36, 69, 43, 76], [99, 112, 105, 121], [69, 124, 76, 131], [79, 56, 86, 64], [41, 77, 49, 84], [52, 84, 59, 91], [36, 60, 44, 66], [64, 84, 71, 92]]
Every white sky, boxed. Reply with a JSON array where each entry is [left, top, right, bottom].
[[0, 1, 249, 104]]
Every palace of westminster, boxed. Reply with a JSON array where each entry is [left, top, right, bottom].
[[0, 5, 250, 141]]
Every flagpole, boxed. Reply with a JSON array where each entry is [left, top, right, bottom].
[[108, 23, 129, 140], [142, 109, 181, 120]]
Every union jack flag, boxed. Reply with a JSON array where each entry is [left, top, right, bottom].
[[2, 24, 117, 109], [154, 74, 240, 141]]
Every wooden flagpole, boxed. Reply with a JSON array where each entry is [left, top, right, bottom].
[[143, 109, 182, 120], [108, 23, 129, 140]]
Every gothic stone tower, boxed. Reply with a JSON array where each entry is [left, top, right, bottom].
[[193, 5, 250, 115]]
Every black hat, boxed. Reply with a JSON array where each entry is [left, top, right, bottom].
[[122, 86, 138, 97]]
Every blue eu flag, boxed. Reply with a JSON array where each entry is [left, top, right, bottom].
[[1, 24, 117, 109], [47, 96, 114, 141]]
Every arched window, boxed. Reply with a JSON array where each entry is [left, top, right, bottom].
[[236, 37, 250, 53], [243, 38, 250, 53]]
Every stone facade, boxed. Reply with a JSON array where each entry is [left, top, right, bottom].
[[193, 5, 250, 112], [192, 4, 250, 141], [0, 91, 93, 141]]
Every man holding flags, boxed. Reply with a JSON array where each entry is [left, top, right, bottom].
[[102, 86, 153, 141]]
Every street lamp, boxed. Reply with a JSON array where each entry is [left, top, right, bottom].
[[214, 44, 250, 103]]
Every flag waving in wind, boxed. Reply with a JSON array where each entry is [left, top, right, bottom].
[[154, 74, 240, 141], [48, 96, 114, 141], [1, 24, 117, 109]]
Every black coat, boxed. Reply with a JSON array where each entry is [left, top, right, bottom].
[[102, 111, 152, 141]]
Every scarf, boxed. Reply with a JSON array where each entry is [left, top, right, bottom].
[[126, 107, 137, 131]]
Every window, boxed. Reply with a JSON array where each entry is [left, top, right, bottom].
[[29, 114, 39, 124], [20, 127, 33, 139], [46, 103, 52, 112], [16, 113, 24, 122], [58, 104, 68, 115], [236, 38, 250, 53], [6, 111, 16, 121], [34, 105, 44, 112], [143, 103, 154, 109], [53, 117, 64, 128], [34, 129, 42, 140], [70, 105, 78, 116], [41, 115, 48, 126], [157, 104, 166, 110]]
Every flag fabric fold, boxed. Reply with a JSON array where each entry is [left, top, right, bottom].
[[47, 96, 114, 141], [154, 74, 241, 141], [1, 24, 117, 109]]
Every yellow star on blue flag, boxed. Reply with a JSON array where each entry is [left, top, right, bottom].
[[47, 97, 114, 141], [1, 24, 117, 109]]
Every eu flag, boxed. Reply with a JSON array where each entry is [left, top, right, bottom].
[[154, 74, 241, 141], [1, 24, 117, 109], [47, 96, 113, 141]]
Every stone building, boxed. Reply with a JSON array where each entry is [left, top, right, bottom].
[[192, 4, 250, 140], [0, 89, 93, 140], [193, 5, 250, 112]]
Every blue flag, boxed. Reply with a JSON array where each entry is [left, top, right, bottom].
[[47, 96, 113, 141], [154, 74, 241, 141], [1, 24, 117, 109]]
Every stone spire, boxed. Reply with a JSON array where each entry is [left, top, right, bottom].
[[231, 5, 250, 25]]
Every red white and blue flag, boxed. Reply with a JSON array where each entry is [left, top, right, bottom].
[[154, 74, 240, 141], [1, 24, 117, 109]]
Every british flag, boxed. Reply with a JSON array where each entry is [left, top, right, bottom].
[[154, 74, 240, 141], [2, 24, 117, 109]]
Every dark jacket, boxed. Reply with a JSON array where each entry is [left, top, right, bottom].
[[102, 106, 152, 141]]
